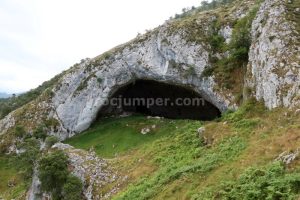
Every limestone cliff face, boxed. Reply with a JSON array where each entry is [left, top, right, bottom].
[[0, 0, 299, 139], [51, 26, 232, 136], [246, 0, 300, 109]]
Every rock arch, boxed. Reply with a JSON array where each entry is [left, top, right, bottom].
[[51, 28, 233, 137], [97, 79, 221, 120]]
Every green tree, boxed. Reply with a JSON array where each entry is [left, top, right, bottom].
[[229, 8, 258, 64], [62, 175, 83, 200], [15, 137, 40, 178], [38, 150, 69, 200]]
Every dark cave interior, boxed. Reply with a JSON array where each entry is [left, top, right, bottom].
[[98, 80, 221, 121]]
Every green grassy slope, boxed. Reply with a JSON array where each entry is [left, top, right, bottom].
[[65, 101, 300, 199], [65, 115, 192, 158], [0, 156, 27, 199]]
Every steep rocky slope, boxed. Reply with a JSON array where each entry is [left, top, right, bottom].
[[246, 0, 300, 108], [0, 0, 299, 199], [0, 0, 255, 138], [1, 0, 298, 140]]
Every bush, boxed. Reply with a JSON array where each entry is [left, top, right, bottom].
[[14, 137, 40, 178], [202, 6, 259, 93], [33, 124, 47, 140], [38, 150, 69, 200], [38, 150, 83, 200], [45, 136, 59, 148], [229, 7, 259, 64], [218, 162, 300, 199], [14, 125, 26, 138], [62, 175, 83, 200], [210, 34, 225, 51]]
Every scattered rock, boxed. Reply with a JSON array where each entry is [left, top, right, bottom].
[[52, 142, 73, 150], [295, 109, 300, 115], [141, 128, 151, 135], [197, 127, 205, 137], [276, 149, 299, 165], [147, 116, 163, 120], [7, 179, 16, 187]]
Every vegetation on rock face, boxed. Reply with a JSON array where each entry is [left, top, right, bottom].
[[45, 136, 59, 148], [202, 5, 259, 104], [172, 0, 236, 20], [38, 150, 83, 200], [32, 123, 48, 140], [14, 125, 27, 138], [62, 175, 83, 200], [15, 137, 40, 179]]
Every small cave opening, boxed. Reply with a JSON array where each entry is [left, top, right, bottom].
[[98, 80, 221, 121]]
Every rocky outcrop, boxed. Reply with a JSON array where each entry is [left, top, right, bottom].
[[52, 143, 124, 200], [27, 143, 124, 200], [276, 149, 299, 165], [246, 0, 300, 109], [0, 113, 15, 136], [50, 26, 233, 135]]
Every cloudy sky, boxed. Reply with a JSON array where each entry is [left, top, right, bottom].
[[0, 0, 203, 93]]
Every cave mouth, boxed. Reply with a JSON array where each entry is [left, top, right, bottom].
[[98, 80, 221, 121]]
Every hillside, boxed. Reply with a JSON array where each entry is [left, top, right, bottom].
[[0, 0, 300, 199]]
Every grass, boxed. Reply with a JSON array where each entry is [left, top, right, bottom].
[[111, 101, 300, 199], [65, 100, 300, 200], [0, 156, 27, 199], [65, 115, 190, 158], [3, 100, 300, 199]]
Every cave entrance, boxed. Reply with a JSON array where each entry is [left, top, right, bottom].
[[98, 80, 221, 120]]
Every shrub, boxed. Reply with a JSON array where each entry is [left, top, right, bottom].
[[209, 19, 225, 52], [14, 137, 40, 178], [185, 65, 197, 77], [218, 162, 300, 199], [62, 175, 83, 200], [202, 6, 259, 93], [33, 124, 47, 140], [229, 7, 259, 64], [210, 34, 225, 51], [14, 125, 26, 138], [222, 99, 266, 122], [97, 77, 103, 84], [44, 118, 60, 129], [38, 150, 69, 200], [45, 136, 59, 148]]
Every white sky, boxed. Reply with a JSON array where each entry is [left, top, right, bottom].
[[0, 0, 204, 93]]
